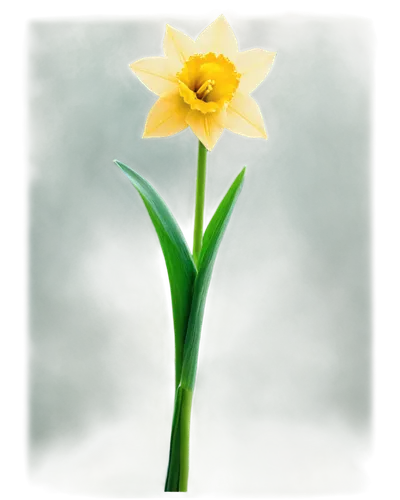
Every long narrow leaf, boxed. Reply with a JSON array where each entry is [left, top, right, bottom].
[[114, 160, 197, 388], [180, 167, 246, 391]]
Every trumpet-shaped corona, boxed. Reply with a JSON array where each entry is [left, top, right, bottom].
[[130, 15, 276, 150], [177, 53, 240, 114]]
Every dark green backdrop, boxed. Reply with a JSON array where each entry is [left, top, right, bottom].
[[29, 16, 371, 496]]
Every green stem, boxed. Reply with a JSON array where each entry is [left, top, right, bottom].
[[164, 387, 193, 492], [179, 389, 193, 493], [165, 142, 207, 492], [193, 141, 208, 267]]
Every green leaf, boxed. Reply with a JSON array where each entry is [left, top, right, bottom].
[[165, 167, 246, 490], [114, 160, 197, 389], [180, 167, 246, 391]]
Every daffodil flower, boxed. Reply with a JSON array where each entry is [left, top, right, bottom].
[[130, 15, 276, 150], [116, 16, 277, 491]]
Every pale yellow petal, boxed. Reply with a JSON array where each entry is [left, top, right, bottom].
[[143, 91, 189, 137], [225, 92, 267, 138], [163, 24, 196, 73], [236, 49, 277, 93], [186, 109, 226, 151], [130, 57, 178, 96], [195, 15, 238, 61]]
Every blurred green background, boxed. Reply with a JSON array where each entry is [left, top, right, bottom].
[[29, 16, 371, 496]]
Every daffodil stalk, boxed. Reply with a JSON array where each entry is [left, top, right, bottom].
[[114, 15, 276, 492], [193, 141, 207, 267]]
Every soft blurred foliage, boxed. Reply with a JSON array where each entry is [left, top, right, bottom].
[[29, 17, 371, 495]]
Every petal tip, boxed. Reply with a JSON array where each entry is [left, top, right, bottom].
[[214, 14, 233, 32], [142, 123, 153, 138], [165, 23, 181, 32], [195, 13, 238, 58], [214, 12, 228, 21], [129, 61, 140, 74]]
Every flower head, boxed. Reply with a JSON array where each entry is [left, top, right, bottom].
[[130, 15, 276, 151]]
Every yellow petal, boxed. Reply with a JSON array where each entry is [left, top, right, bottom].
[[195, 15, 238, 62], [186, 109, 226, 151], [163, 24, 196, 73], [225, 92, 267, 138], [143, 91, 189, 137], [236, 49, 277, 93], [130, 57, 178, 96]]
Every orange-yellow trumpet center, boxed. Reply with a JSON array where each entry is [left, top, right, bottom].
[[177, 53, 241, 114]]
